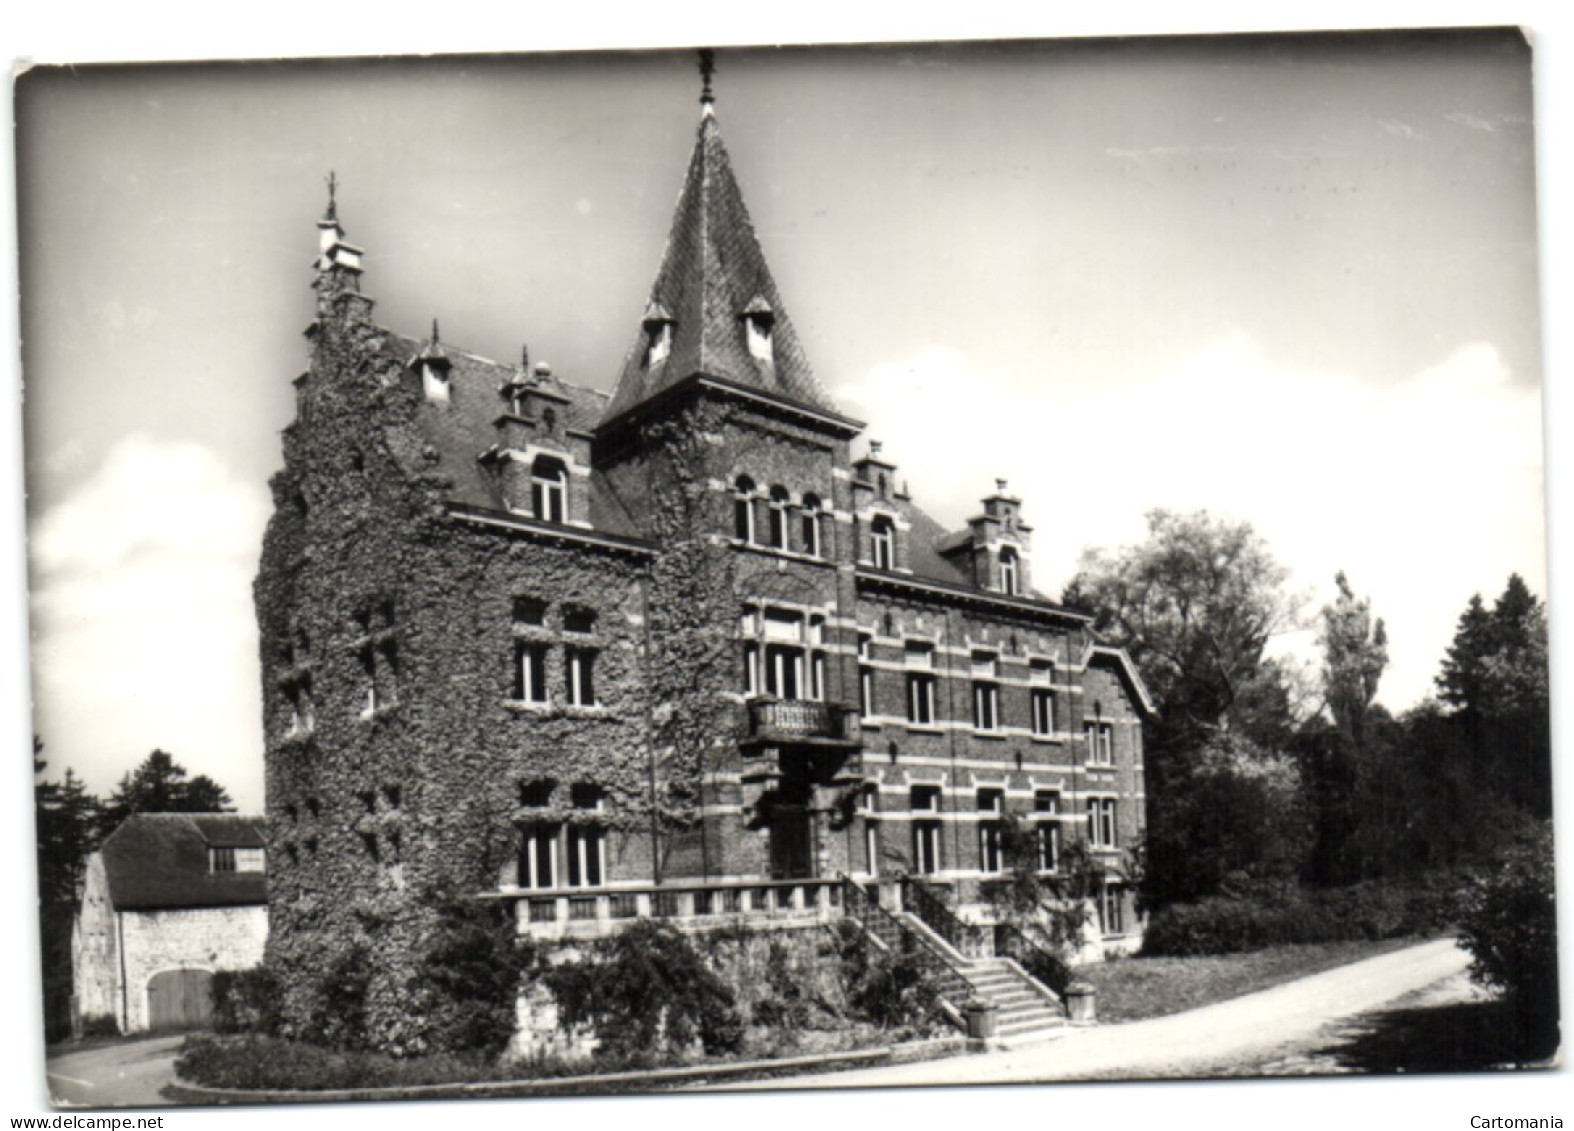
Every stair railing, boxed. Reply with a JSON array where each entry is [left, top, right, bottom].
[[992, 921, 1073, 1001], [839, 874, 973, 1025], [901, 874, 991, 959]]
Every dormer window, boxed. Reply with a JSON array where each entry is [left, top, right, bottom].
[[423, 364, 450, 405], [643, 303, 675, 369], [531, 457, 567, 524], [1000, 547, 1020, 596], [645, 320, 673, 368], [768, 486, 790, 551], [870, 515, 895, 571], [741, 296, 774, 365]]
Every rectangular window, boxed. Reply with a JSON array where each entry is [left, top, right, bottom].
[[765, 644, 804, 699], [977, 789, 1004, 873], [235, 847, 267, 873], [861, 788, 880, 875], [209, 847, 236, 873], [1085, 721, 1114, 765], [972, 681, 998, 731], [1031, 689, 1054, 736], [568, 784, 606, 888], [1098, 884, 1125, 936], [513, 597, 547, 626], [905, 642, 935, 725], [567, 826, 606, 888], [743, 641, 760, 696], [906, 673, 935, 725], [912, 788, 942, 877], [562, 606, 597, 634], [1035, 790, 1061, 871], [519, 778, 555, 808], [520, 826, 559, 890], [860, 666, 874, 719], [565, 647, 596, 707], [1086, 798, 1118, 848], [810, 652, 826, 701], [515, 642, 548, 703]]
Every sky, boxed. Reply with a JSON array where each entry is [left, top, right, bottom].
[[15, 33, 1547, 816]]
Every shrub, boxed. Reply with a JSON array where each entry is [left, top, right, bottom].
[[305, 944, 371, 1051], [1456, 820, 1557, 1054], [211, 968, 280, 1035], [415, 897, 533, 1057], [540, 920, 743, 1059], [846, 940, 944, 1034], [1142, 879, 1453, 957]]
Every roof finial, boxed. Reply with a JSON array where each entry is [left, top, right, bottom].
[[698, 48, 716, 108], [324, 170, 338, 223], [431, 318, 441, 344]]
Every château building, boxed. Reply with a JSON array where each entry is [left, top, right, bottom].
[[255, 60, 1154, 1047]]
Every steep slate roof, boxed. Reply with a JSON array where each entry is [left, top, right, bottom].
[[375, 332, 641, 538], [99, 813, 268, 912], [601, 107, 835, 425]]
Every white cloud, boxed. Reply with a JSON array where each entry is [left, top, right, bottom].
[[29, 435, 271, 807], [835, 337, 1545, 714]]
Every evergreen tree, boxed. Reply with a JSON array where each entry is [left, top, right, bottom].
[[99, 749, 235, 838], [33, 738, 104, 1041]]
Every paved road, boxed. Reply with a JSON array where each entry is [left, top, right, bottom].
[[711, 937, 1472, 1088], [45, 1035, 185, 1108]]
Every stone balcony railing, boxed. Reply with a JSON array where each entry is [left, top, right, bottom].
[[482, 876, 849, 941], [746, 698, 855, 742]]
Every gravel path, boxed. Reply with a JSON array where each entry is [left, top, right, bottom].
[[711, 937, 1471, 1088]]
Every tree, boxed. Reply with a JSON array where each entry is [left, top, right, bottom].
[[99, 749, 235, 837], [33, 738, 104, 1042], [1066, 508, 1304, 753], [1319, 571, 1388, 746], [1067, 511, 1308, 908], [1143, 732, 1313, 905], [1433, 576, 1551, 817]]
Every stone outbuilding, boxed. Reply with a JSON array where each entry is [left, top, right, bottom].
[[71, 814, 269, 1034]]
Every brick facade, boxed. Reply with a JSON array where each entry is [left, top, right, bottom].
[[257, 85, 1154, 1050]]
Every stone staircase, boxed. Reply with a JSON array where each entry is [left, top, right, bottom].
[[839, 876, 1068, 1047], [958, 956, 1066, 1044], [898, 913, 1067, 1045]]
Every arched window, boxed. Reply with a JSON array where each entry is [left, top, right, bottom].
[[1000, 547, 1020, 595], [800, 493, 822, 557], [768, 486, 790, 550], [531, 457, 567, 524], [870, 515, 895, 571], [734, 476, 756, 542]]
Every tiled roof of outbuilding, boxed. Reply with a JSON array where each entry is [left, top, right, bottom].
[[99, 813, 268, 912], [601, 108, 835, 426]]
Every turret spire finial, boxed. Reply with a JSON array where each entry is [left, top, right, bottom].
[[431, 318, 441, 343], [324, 170, 338, 223], [698, 48, 715, 108]]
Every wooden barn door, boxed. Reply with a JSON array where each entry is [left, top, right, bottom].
[[146, 969, 214, 1031]]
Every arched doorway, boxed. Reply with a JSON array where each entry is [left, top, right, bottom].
[[146, 968, 213, 1031]]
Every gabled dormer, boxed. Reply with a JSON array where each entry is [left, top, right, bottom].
[[942, 478, 1035, 595], [410, 320, 452, 405], [486, 351, 591, 527]]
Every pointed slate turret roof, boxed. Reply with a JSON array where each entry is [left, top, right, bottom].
[[601, 100, 836, 425]]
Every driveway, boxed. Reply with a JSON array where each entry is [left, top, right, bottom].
[[711, 937, 1472, 1088], [45, 1035, 185, 1108]]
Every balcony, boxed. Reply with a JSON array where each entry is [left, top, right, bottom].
[[744, 698, 856, 744]]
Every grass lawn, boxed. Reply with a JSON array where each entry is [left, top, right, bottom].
[[1077, 936, 1429, 1023]]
